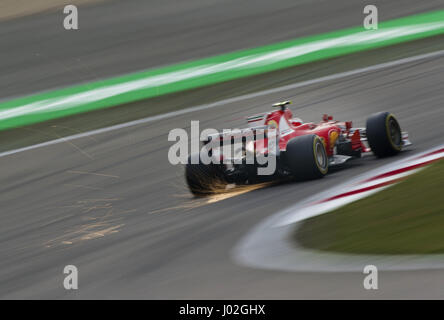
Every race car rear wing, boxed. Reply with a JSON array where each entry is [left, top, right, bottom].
[[203, 125, 269, 145]]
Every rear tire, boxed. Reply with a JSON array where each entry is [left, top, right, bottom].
[[185, 154, 226, 196], [366, 112, 402, 158], [284, 134, 328, 180]]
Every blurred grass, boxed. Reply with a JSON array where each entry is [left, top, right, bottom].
[[295, 159, 444, 254]]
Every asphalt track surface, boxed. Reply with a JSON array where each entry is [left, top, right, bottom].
[[1, 1, 444, 299], [1, 52, 444, 299], [1, 0, 444, 100]]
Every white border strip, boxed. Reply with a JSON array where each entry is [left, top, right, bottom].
[[2, 23, 444, 122]]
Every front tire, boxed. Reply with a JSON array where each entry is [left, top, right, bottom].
[[366, 112, 402, 158], [284, 134, 328, 180]]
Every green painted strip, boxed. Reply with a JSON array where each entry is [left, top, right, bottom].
[[1, 10, 444, 130]]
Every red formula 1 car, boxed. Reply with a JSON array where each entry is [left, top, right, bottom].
[[185, 101, 411, 196]]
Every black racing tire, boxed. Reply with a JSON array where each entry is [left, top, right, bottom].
[[185, 154, 227, 196], [366, 112, 402, 158], [284, 134, 328, 180]]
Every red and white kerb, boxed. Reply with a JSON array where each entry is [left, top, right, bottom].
[[275, 146, 444, 227]]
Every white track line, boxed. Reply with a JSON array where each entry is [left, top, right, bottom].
[[1, 49, 444, 159]]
